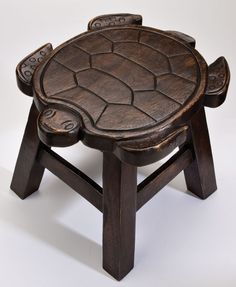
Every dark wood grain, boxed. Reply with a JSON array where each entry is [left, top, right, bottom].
[[183, 107, 217, 199], [102, 152, 137, 280], [11, 103, 45, 199]]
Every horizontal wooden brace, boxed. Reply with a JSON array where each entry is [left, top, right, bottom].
[[137, 147, 193, 210], [37, 147, 103, 212], [37, 146, 193, 214]]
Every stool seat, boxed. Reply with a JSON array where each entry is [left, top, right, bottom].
[[33, 26, 208, 165], [11, 13, 230, 281]]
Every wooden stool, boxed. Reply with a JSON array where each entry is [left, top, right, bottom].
[[11, 14, 230, 280]]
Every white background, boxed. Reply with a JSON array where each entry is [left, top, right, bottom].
[[0, 0, 236, 286]]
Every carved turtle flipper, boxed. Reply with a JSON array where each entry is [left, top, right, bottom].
[[204, 57, 230, 108], [165, 30, 196, 47], [38, 107, 81, 147], [87, 13, 142, 30], [16, 43, 53, 96]]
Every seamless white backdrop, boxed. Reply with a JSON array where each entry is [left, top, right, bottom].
[[0, 1, 236, 286]]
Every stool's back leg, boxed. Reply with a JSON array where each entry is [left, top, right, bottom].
[[11, 103, 45, 199], [184, 107, 217, 199], [102, 152, 137, 280]]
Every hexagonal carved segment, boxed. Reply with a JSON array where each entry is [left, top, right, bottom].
[[140, 31, 190, 57], [133, 91, 180, 121], [43, 61, 77, 96], [156, 74, 196, 104], [101, 29, 140, 42], [50, 86, 107, 123], [74, 34, 112, 55], [169, 54, 197, 82], [76, 69, 132, 104], [114, 42, 170, 76], [54, 45, 90, 72], [92, 53, 155, 90], [38, 108, 81, 147], [96, 104, 155, 130]]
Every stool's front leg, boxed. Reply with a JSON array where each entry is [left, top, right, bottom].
[[11, 43, 53, 198], [184, 56, 230, 199], [184, 107, 217, 199], [11, 103, 45, 199], [102, 152, 137, 280]]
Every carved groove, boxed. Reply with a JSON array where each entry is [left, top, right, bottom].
[[77, 84, 108, 104], [53, 59, 76, 73]]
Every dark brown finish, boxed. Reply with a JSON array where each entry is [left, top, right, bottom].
[[183, 107, 217, 199], [10, 103, 45, 199], [165, 30, 196, 47], [38, 147, 103, 211], [33, 25, 207, 161], [205, 57, 230, 108], [103, 152, 137, 280], [88, 13, 142, 30], [16, 43, 53, 96], [38, 107, 81, 147], [11, 14, 230, 281], [115, 125, 189, 166], [137, 146, 193, 210]]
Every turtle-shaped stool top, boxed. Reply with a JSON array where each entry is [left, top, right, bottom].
[[34, 26, 206, 156], [15, 15, 229, 165], [12, 13, 230, 281]]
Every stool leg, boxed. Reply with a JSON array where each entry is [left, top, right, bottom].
[[184, 107, 217, 199], [11, 102, 45, 199], [102, 152, 137, 280]]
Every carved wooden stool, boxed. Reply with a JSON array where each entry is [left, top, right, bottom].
[[11, 14, 230, 280]]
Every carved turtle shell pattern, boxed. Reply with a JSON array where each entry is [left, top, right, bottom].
[[33, 26, 207, 141]]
